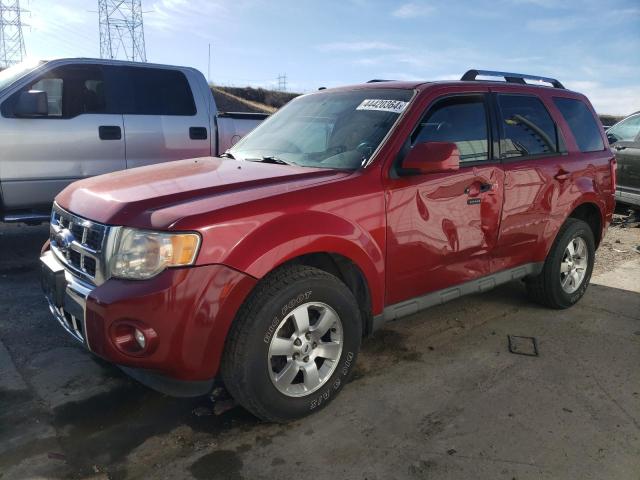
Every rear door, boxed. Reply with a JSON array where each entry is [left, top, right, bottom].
[[385, 90, 505, 305], [489, 89, 568, 272], [116, 66, 211, 169], [0, 63, 125, 211]]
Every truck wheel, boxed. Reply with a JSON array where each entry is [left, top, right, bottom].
[[221, 265, 362, 422], [526, 218, 595, 309]]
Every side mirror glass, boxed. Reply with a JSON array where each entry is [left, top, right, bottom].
[[14, 90, 48, 117], [606, 133, 617, 145], [400, 141, 460, 175]]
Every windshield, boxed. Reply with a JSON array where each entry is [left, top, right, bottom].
[[0, 59, 45, 92], [229, 88, 414, 170]]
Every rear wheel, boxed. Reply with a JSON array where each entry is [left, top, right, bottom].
[[221, 265, 361, 422], [526, 218, 595, 309]]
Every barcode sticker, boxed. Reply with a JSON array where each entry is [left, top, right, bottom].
[[356, 99, 408, 114]]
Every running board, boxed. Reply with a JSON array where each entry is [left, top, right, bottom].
[[373, 263, 543, 330]]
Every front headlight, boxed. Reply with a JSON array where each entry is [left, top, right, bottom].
[[110, 228, 201, 280]]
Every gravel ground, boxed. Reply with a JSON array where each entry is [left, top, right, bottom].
[[593, 210, 640, 276]]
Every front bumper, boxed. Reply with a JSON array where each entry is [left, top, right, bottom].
[[41, 250, 92, 347], [41, 249, 257, 391]]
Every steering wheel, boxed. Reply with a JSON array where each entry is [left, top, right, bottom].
[[356, 141, 375, 157]]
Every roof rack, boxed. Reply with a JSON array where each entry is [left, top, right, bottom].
[[366, 79, 395, 83], [461, 69, 565, 89]]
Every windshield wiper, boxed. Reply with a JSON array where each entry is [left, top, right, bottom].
[[246, 156, 297, 166]]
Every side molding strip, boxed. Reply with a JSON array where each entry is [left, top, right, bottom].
[[372, 262, 543, 331]]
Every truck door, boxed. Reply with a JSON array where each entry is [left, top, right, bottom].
[[115, 66, 211, 169], [0, 63, 125, 212], [385, 92, 504, 305], [488, 89, 569, 272]]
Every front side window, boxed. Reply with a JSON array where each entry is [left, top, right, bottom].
[[498, 94, 559, 158], [6, 65, 106, 118], [412, 95, 489, 163], [229, 88, 414, 170], [553, 97, 604, 152], [607, 114, 640, 144]]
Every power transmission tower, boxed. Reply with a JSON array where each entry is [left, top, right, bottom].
[[98, 0, 147, 62], [277, 73, 287, 91], [0, 0, 27, 69]]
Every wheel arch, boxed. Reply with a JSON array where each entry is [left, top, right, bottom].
[[567, 201, 604, 248]]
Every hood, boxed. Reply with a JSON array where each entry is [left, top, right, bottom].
[[56, 157, 349, 228]]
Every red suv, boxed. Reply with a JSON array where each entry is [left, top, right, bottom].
[[41, 69, 615, 421]]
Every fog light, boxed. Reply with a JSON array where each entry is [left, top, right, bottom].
[[134, 328, 146, 349]]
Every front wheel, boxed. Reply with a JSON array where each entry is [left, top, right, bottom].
[[526, 218, 595, 309], [221, 265, 362, 422]]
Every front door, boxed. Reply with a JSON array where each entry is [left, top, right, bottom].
[[0, 63, 125, 211], [385, 92, 504, 305]]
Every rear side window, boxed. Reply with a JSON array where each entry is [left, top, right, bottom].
[[119, 67, 196, 116], [497, 94, 559, 158], [413, 95, 489, 163], [553, 98, 604, 152]]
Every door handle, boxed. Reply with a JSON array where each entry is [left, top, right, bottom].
[[189, 127, 208, 140], [99, 125, 122, 141], [464, 182, 493, 196], [479, 182, 493, 193], [554, 169, 570, 181]]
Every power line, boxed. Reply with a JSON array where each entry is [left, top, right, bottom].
[[0, 0, 27, 68], [277, 73, 287, 91], [98, 0, 146, 62]]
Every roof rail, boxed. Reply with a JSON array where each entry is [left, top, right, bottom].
[[366, 79, 395, 83], [461, 69, 565, 89]]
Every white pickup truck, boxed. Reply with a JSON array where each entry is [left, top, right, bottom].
[[0, 58, 268, 223]]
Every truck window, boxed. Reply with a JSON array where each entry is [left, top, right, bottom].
[[553, 97, 605, 152], [6, 65, 106, 118], [412, 95, 489, 163], [606, 114, 640, 143], [119, 67, 196, 116], [497, 94, 559, 158]]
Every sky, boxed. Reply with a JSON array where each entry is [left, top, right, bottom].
[[19, 0, 640, 115]]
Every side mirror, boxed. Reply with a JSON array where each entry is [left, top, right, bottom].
[[401, 141, 460, 175], [606, 133, 617, 145], [14, 90, 48, 117]]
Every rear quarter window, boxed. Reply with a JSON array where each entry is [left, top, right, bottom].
[[553, 97, 604, 152]]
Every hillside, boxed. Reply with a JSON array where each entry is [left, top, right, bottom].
[[211, 85, 300, 114]]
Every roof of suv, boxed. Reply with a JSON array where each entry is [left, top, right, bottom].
[[326, 69, 575, 94]]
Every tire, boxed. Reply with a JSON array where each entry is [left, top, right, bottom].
[[221, 265, 362, 422], [526, 218, 595, 309]]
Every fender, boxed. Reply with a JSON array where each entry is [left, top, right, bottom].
[[201, 210, 386, 315], [541, 176, 607, 258]]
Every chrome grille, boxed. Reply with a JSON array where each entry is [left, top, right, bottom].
[[50, 204, 115, 285]]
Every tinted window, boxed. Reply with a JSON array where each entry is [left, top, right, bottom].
[[413, 96, 488, 163], [498, 94, 558, 158], [7, 65, 106, 118], [607, 114, 640, 143], [553, 98, 604, 152], [120, 67, 196, 116]]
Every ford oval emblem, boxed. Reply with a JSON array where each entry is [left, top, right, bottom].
[[54, 228, 75, 253]]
